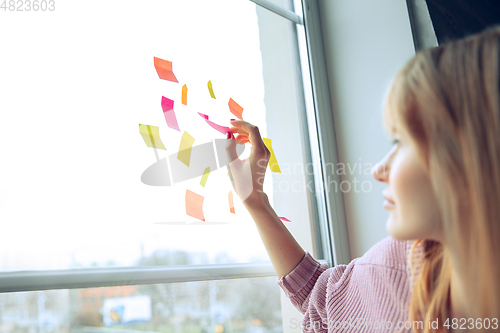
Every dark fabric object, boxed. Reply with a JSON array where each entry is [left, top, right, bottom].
[[425, 0, 500, 45]]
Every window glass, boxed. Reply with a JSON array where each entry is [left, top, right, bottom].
[[0, 0, 312, 270], [0, 277, 283, 332]]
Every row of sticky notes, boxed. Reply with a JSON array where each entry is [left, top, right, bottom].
[[154, 56, 244, 120], [139, 126, 283, 173], [185, 188, 290, 222], [185, 189, 235, 221]]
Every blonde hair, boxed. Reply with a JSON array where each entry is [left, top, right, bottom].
[[383, 25, 500, 332]]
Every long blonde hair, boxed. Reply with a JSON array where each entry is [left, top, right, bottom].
[[383, 25, 500, 332]]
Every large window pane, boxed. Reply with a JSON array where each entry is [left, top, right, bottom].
[[0, 0, 313, 271], [0, 276, 282, 333]]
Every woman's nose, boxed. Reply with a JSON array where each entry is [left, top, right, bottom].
[[371, 161, 389, 182]]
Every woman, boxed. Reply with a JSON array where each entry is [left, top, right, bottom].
[[225, 25, 500, 332]]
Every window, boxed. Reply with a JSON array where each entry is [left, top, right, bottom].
[[0, 0, 334, 331], [0, 277, 282, 332]]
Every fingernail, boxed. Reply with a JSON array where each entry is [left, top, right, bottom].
[[230, 119, 236, 121], [226, 133, 231, 139]]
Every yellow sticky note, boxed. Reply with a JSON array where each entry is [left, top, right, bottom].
[[177, 131, 195, 166], [263, 138, 281, 173], [182, 84, 187, 105], [200, 167, 210, 187], [139, 124, 166, 150], [208, 80, 216, 99]]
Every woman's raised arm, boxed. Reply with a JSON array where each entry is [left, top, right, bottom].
[[225, 119, 306, 279]]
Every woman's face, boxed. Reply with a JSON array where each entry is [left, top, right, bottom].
[[372, 128, 443, 241]]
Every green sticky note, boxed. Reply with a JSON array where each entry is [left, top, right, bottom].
[[139, 124, 166, 150], [177, 131, 195, 166], [200, 167, 210, 187], [208, 80, 216, 99]]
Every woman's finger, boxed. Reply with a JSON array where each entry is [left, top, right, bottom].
[[235, 134, 249, 140], [229, 119, 256, 132], [225, 133, 240, 163], [228, 127, 248, 135], [236, 138, 249, 144], [235, 134, 249, 144], [230, 120, 266, 155]]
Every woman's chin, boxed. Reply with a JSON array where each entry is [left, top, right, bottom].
[[386, 216, 409, 240]]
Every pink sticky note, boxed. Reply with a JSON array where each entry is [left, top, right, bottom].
[[279, 217, 291, 222], [161, 96, 180, 131], [198, 112, 231, 135], [154, 57, 179, 82], [186, 189, 205, 221]]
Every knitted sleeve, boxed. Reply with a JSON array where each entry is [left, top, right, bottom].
[[276, 252, 349, 314], [277, 237, 412, 333]]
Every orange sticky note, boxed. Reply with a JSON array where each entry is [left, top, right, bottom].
[[186, 189, 205, 221], [228, 98, 244, 119], [228, 191, 235, 214], [182, 84, 187, 105], [154, 57, 179, 82]]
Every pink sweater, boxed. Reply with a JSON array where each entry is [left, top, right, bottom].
[[277, 236, 424, 332]]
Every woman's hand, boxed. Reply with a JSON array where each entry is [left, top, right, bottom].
[[225, 119, 270, 206]]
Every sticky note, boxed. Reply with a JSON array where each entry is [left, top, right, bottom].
[[161, 96, 180, 131], [153, 57, 178, 82], [177, 131, 195, 166], [182, 84, 187, 105], [200, 167, 210, 187], [198, 112, 231, 135], [228, 191, 235, 214], [279, 217, 291, 222], [262, 138, 281, 173], [208, 80, 216, 99], [139, 124, 166, 150], [228, 98, 244, 120], [186, 189, 205, 221]]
